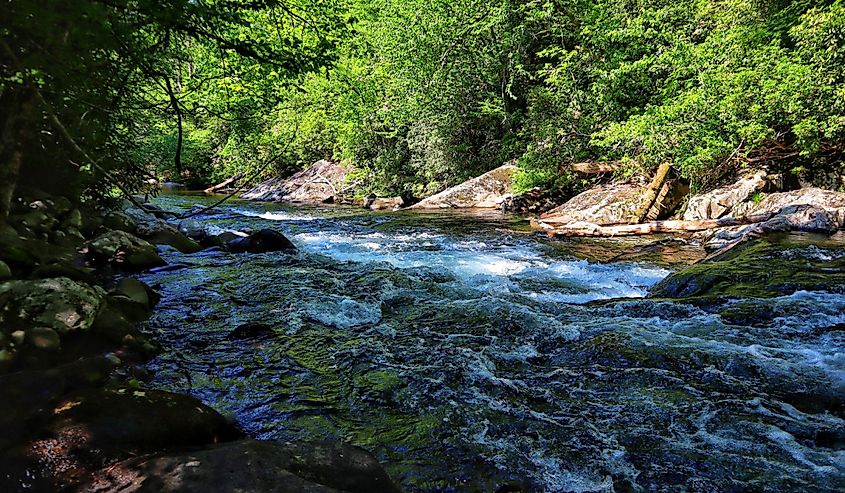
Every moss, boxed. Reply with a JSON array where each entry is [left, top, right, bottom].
[[650, 235, 845, 299]]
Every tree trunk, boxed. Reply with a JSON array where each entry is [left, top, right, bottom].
[[0, 87, 36, 225], [204, 173, 244, 194], [630, 161, 672, 224], [164, 76, 183, 177], [546, 213, 774, 237], [569, 161, 620, 174]]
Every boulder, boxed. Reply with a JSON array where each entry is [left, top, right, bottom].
[[80, 439, 402, 493], [683, 170, 768, 220], [0, 387, 240, 491], [364, 196, 405, 211], [703, 188, 845, 250], [409, 164, 516, 209], [242, 160, 349, 204], [0, 260, 10, 280], [122, 205, 201, 254], [500, 187, 565, 214], [539, 183, 642, 225], [103, 211, 137, 233], [86, 231, 166, 270], [0, 277, 105, 337], [227, 229, 297, 254]]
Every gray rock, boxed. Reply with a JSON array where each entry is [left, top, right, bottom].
[[123, 205, 201, 254], [103, 211, 137, 233], [227, 229, 297, 254], [409, 164, 516, 209], [87, 231, 167, 270], [539, 183, 643, 225], [242, 160, 350, 204], [80, 439, 402, 493], [0, 277, 105, 336], [683, 170, 768, 220], [365, 196, 405, 210]]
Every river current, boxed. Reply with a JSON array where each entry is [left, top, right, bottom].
[[137, 194, 845, 492]]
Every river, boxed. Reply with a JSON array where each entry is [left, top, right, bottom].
[[137, 193, 845, 492]]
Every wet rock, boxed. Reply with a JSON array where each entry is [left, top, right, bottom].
[[409, 163, 516, 209], [0, 260, 10, 280], [122, 204, 201, 254], [178, 218, 206, 240], [107, 278, 160, 323], [86, 231, 166, 270], [242, 160, 350, 203], [227, 322, 274, 339], [201, 231, 244, 249], [80, 439, 401, 493], [0, 387, 240, 491], [227, 229, 297, 254], [650, 237, 845, 298], [30, 262, 96, 284], [683, 170, 768, 220]]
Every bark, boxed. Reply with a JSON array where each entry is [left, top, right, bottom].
[[630, 162, 672, 224], [0, 87, 36, 225], [164, 76, 183, 177], [204, 173, 244, 194], [545, 213, 774, 237], [569, 161, 620, 174]]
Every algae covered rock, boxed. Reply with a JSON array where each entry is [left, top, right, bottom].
[[650, 235, 845, 299], [0, 277, 105, 336]]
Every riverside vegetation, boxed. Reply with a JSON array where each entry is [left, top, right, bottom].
[[1, 0, 845, 492]]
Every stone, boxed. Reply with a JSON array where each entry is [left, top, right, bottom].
[[242, 160, 350, 203], [227, 322, 274, 339], [115, 278, 155, 308], [63, 208, 83, 229], [539, 183, 643, 225], [80, 439, 402, 493], [26, 326, 61, 351], [86, 231, 166, 270], [0, 260, 10, 280], [0, 277, 105, 336], [227, 229, 297, 254], [364, 196, 405, 211], [103, 211, 137, 233], [683, 170, 768, 220], [409, 164, 517, 209], [11, 330, 25, 345], [178, 218, 207, 240], [122, 205, 201, 254]]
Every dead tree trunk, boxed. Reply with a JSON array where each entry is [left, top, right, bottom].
[[630, 162, 672, 224], [0, 87, 36, 225], [547, 213, 774, 237], [164, 76, 183, 178], [204, 173, 244, 194]]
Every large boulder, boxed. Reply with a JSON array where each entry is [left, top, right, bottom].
[[242, 160, 349, 203], [409, 164, 517, 209], [540, 183, 642, 225], [703, 188, 845, 250], [80, 439, 402, 493], [123, 204, 201, 254], [683, 170, 768, 220], [227, 229, 297, 254], [86, 231, 166, 270], [0, 277, 105, 362], [364, 196, 405, 211]]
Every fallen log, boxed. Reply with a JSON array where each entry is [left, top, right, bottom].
[[545, 213, 774, 237], [569, 161, 621, 174], [205, 173, 244, 194]]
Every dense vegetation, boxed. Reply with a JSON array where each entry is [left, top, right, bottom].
[[2, 0, 844, 210]]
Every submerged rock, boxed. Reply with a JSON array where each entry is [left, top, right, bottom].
[[409, 164, 517, 209], [80, 439, 401, 493], [86, 231, 166, 270], [242, 160, 350, 204], [650, 235, 845, 299], [227, 229, 297, 254]]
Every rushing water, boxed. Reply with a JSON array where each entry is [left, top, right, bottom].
[[137, 194, 845, 492]]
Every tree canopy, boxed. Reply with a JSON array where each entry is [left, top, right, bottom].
[[2, 0, 843, 212]]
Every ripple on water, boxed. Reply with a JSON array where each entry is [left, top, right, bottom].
[[138, 196, 845, 492]]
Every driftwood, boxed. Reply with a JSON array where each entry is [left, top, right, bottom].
[[545, 213, 774, 237], [205, 173, 244, 194], [630, 162, 672, 224], [570, 161, 620, 174]]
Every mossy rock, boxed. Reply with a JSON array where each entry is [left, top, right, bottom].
[[650, 235, 845, 299]]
